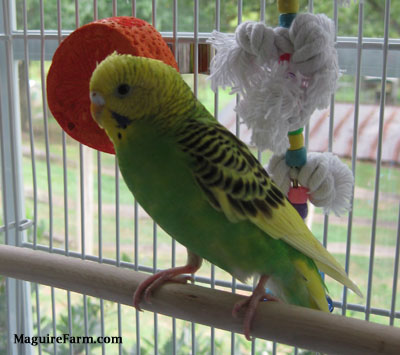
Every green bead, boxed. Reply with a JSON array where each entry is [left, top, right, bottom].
[[285, 147, 307, 167], [288, 127, 304, 136]]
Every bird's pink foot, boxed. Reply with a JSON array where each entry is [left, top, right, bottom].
[[133, 251, 202, 311], [232, 275, 279, 340]]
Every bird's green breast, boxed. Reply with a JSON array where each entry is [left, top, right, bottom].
[[116, 120, 304, 282]]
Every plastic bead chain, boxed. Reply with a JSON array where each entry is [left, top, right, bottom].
[[276, 0, 309, 219], [286, 128, 308, 218]]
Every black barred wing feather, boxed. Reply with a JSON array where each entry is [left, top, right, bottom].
[[177, 119, 363, 297], [177, 119, 286, 227]]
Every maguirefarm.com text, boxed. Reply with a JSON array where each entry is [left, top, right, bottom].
[[14, 333, 122, 346]]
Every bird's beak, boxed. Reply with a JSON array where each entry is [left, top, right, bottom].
[[89, 91, 105, 126]]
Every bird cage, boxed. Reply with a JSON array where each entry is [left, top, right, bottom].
[[0, 0, 399, 354]]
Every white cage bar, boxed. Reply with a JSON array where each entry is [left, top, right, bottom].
[[1, 0, 400, 354]]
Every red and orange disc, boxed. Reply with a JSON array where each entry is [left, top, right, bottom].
[[47, 17, 178, 154]]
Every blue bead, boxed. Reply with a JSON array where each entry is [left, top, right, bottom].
[[327, 295, 334, 312], [279, 13, 297, 28], [285, 147, 307, 167], [319, 271, 335, 312]]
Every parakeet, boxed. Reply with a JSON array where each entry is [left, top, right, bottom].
[[89, 53, 362, 340]]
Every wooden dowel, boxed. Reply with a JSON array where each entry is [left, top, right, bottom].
[[0, 245, 399, 354]]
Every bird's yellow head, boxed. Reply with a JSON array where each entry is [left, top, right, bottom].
[[89, 53, 192, 145]]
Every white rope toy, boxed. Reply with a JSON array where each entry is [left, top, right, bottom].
[[267, 153, 354, 216], [208, 13, 339, 153], [208, 10, 354, 216]]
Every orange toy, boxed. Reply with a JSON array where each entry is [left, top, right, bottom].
[[47, 17, 178, 154]]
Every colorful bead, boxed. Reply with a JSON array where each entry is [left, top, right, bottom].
[[285, 146, 307, 167], [279, 13, 297, 28], [327, 295, 334, 312], [289, 186, 308, 218], [288, 186, 309, 204], [288, 127, 303, 136], [279, 53, 291, 63], [278, 0, 299, 14], [288, 133, 304, 151], [291, 202, 308, 219]]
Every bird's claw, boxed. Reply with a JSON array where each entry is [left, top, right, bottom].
[[133, 256, 202, 311], [141, 274, 193, 305], [231, 275, 279, 340], [232, 292, 279, 341]]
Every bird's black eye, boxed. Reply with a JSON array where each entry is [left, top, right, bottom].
[[116, 84, 131, 97]]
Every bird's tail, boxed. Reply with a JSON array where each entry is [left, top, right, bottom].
[[269, 258, 330, 312], [292, 258, 330, 312]]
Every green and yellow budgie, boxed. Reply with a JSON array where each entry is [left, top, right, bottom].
[[89, 53, 362, 340]]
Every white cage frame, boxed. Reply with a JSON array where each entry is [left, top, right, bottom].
[[0, 0, 399, 354]]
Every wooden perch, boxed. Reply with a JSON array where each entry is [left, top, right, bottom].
[[0, 245, 399, 354]]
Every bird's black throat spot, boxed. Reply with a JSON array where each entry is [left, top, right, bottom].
[[111, 111, 133, 129], [117, 132, 122, 140]]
